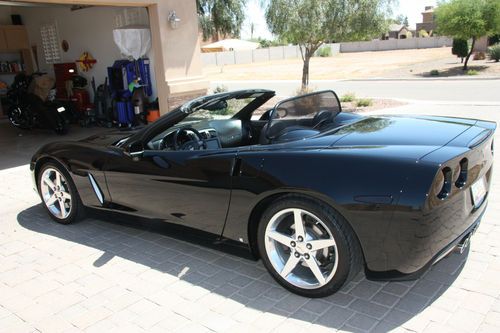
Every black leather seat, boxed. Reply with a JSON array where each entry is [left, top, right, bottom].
[[259, 110, 335, 144]]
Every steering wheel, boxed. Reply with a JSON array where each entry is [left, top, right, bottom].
[[171, 126, 205, 151]]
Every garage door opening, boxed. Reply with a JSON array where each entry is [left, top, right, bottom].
[[0, 3, 160, 132], [0, 0, 207, 171]]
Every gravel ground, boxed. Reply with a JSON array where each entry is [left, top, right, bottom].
[[205, 47, 500, 81]]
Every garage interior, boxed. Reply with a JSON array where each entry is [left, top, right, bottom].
[[0, 1, 160, 122], [0, 0, 207, 169]]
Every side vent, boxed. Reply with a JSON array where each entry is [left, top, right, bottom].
[[455, 158, 468, 188], [437, 167, 452, 200], [88, 173, 104, 205]]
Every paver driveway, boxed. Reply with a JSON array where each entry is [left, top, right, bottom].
[[1, 103, 500, 333]]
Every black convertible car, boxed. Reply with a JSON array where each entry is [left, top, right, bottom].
[[31, 89, 494, 297]]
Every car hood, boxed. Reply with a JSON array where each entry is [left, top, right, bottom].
[[79, 129, 140, 146]]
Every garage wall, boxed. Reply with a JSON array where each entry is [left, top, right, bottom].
[[0, 6, 12, 25], [12, 6, 157, 100]]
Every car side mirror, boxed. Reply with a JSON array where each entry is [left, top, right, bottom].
[[125, 141, 144, 159]]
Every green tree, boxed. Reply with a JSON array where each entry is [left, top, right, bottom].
[[435, 0, 500, 70], [265, 0, 391, 89], [403, 16, 409, 27], [394, 14, 409, 27], [452, 38, 469, 63], [197, 0, 247, 41]]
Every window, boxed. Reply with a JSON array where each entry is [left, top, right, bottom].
[[40, 23, 61, 64]]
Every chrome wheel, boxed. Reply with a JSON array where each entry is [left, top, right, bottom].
[[264, 208, 338, 289], [40, 168, 72, 219], [8, 107, 30, 128]]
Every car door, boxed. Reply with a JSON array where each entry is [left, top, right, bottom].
[[104, 147, 237, 236]]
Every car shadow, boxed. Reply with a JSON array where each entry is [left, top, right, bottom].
[[17, 204, 466, 332]]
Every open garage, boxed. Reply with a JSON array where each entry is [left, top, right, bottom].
[[0, 0, 207, 150]]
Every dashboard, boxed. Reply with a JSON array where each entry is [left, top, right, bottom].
[[148, 119, 252, 151]]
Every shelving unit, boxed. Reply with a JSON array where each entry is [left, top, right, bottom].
[[0, 26, 34, 75], [0, 25, 34, 118]]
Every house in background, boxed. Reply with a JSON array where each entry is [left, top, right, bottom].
[[201, 39, 259, 52], [416, 6, 437, 37], [381, 24, 412, 40]]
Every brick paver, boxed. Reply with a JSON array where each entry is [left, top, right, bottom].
[[1, 103, 500, 332]]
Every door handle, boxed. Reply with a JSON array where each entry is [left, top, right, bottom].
[[231, 157, 242, 176]]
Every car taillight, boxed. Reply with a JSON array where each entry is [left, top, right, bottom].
[[435, 167, 452, 200], [455, 158, 468, 188]]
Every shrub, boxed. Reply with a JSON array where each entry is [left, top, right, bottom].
[[356, 98, 373, 107], [419, 29, 429, 37], [430, 69, 440, 76], [452, 38, 469, 62], [340, 92, 356, 103], [466, 69, 479, 75], [406, 31, 413, 38], [473, 52, 486, 60], [317, 47, 332, 57], [490, 35, 500, 46], [487, 43, 500, 62], [257, 38, 286, 48], [213, 85, 228, 94]]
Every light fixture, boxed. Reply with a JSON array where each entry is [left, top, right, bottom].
[[168, 11, 181, 29]]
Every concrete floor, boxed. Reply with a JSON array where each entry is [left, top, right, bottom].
[[0, 102, 499, 332], [0, 120, 112, 170]]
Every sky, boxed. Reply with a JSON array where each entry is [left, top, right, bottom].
[[240, 0, 439, 40]]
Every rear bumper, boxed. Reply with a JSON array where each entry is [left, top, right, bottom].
[[366, 202, 485, 281]]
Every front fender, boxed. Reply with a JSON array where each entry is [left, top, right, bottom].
[[31, 141, 111, 209]]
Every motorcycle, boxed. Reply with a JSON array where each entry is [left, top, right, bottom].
[[7, 72, 70, 135]]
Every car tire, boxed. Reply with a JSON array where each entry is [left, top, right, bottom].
[[37, 161, 85, 224], [257, 195, 362, 298]]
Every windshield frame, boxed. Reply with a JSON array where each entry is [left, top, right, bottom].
[[127, 89, 276, 148], [264, 90, 343, 141]]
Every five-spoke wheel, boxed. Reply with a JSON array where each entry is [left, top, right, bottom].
[[40, 167, 72, 219], [265, 208, 338, 289], [37, 162, 84, 224], [258, 196, 361, 297]]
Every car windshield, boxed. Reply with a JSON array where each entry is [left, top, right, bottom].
[[182, 96, 255, 124]]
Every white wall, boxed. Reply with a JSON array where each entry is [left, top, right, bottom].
[[339, 36, 452, 53], [12, 5, 157, 99], [202, 43, 341, 66], [201, 38, 452, 66]]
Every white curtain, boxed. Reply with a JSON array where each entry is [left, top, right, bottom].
[[113, 26, 151, 60]]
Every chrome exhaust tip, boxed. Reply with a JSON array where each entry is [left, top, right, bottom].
[[455, 234, 472, 254]]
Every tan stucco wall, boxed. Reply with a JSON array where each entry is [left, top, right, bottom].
[[13, 0, 208, 114]]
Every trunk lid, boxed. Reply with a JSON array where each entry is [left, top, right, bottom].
[[331, 116, 474, 157]]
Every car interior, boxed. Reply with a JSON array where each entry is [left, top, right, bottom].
[[147, 90, 354, 151]]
